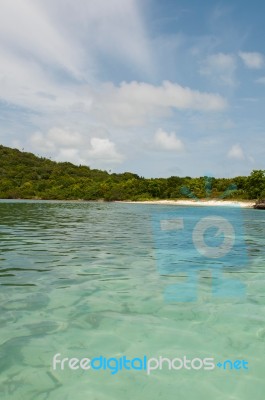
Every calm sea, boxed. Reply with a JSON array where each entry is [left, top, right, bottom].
[[0, 200, 265, 399]]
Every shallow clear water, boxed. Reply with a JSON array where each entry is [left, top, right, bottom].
[[0, 200, 265, 399]]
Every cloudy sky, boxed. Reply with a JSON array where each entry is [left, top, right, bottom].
[[0, 0, 265, 177]]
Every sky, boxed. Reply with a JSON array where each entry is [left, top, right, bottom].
[[0, 0, 265, 178]]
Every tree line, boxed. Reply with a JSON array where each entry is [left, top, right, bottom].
[[0, 145, 264, 201]]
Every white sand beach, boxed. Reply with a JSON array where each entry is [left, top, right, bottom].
[[117, 199, 255, 208]]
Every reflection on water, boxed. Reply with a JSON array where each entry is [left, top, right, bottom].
[[0, 200, 265, 399]]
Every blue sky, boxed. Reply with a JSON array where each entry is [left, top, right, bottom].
[[0, 0, 265, 177]]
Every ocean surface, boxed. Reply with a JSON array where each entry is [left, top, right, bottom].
[[0, 200, 265, 399]]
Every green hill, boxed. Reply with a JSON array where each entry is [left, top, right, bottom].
[[0, 144, 264, 200]]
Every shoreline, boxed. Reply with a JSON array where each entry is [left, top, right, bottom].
[[0, 198, 256, 208], [115, 199, 255, 208]]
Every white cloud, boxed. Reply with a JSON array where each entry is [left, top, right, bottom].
[[57, 148, 79, 162], [0, 0, 153, 87], [239, 51, 264, 69], [95, 81, 227, 127], [47, 128, 82, 147], [227, 144, 245, 160], [29, 127, 123, 166], [0, 0, 86, 80], [88, 138, 124, 163], [154, 129, 184, 151], [0, 0, 154, 114], [0, 46, 93, 113], [30, 131, 56, 152], [46, 0, 154, 77], [200, 53, 237, 86]]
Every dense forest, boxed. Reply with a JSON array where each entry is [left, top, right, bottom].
[[0, 145, 264, 201]]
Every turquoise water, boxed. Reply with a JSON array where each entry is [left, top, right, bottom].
[[0, 200, 265, 399]]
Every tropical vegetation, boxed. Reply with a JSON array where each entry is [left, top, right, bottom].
[[0, 145, 264, 201]]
